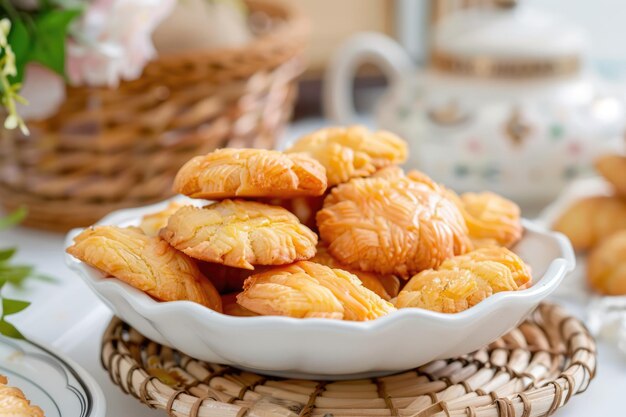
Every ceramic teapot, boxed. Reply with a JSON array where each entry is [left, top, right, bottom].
[[324, 1, 625, 208]]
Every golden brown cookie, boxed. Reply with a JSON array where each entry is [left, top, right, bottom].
[[236, 261, 396, 320], [312, 243, 400, 300], [286, 126, 408, 186], [173, 148, 327, 199], [317, 172, 471, 278], [66, 226, 222, 311], [553, 196, 626, 251], [395, 247, 531, 313], [161, 200, 318, 269], [587, 231, 626, 295], [0, 376, 44, 417], [139, 201, 183, 236], [448, 191, 523, 248], [595, 154, 626, 196], [221, 293, 258, 317]]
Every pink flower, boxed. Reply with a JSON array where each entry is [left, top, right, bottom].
[[67, 0, 175, 87]]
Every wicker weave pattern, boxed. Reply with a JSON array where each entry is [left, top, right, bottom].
[[0, 0, 307, 231], [101, 303, 596, 417]]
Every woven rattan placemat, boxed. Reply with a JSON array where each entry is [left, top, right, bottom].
[[101, 303, 596, 417]]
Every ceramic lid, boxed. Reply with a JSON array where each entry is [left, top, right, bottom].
[[432, 2, 587, 61]]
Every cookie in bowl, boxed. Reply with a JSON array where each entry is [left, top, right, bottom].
[[317, 169, 471, 279], [285, 125, 407, 186], [174, 148, 327, 199], [160, 200, 318, 270], [395, 247, 532, 313], [236, 261, 396, 320], [66, 226, 222, 311]]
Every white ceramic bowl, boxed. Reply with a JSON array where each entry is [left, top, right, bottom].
[[65, 199, 575, 379]]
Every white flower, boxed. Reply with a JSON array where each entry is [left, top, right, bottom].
[[66, 0, 175, 87], [4, 114, 17, 129], [0, 19, 11, 47], [2, 44, 17, 77]]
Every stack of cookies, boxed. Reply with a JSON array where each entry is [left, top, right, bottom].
[[554, 153, 626, 295], [67, 126, 530, 319]]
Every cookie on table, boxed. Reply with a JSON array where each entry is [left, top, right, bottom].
[[236, 261, 396, 320], [587, 231, 626, 295], [595, 154, 626, 196], [173, 148, 327, 199], [316, 171, 471, 279], [312, 243, 400, 300], [447, 190, 523, 248], [395, 247, 531, 313], [66, 226, 222, 311], [0, 375, 44, 417], [553, 196, 626, 251], [285, 126, 408, 186], [160, 200, 318, 270]]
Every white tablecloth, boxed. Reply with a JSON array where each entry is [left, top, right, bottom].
[[1, 120, 624, 416]]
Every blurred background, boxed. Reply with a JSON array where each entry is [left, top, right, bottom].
[[1, 0, 625, 229]]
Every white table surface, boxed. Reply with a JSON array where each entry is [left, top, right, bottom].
[[1, 120, 625, 416]]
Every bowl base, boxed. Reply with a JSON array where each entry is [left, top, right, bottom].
[[235, 366, 400, 380]]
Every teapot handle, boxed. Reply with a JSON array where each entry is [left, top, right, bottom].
[[323, 32, 414, 123]]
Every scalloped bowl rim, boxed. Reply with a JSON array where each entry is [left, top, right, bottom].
[[64, 197, 576, 332]]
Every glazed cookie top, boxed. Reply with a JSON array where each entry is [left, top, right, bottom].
[[286, 126, 407, 186], [173, 148, 327, 199], [160, 200, 318, 270], [236, 261, 396, 320], [66, 226, 222, 311], [448, 191, 523, 248], [396, 247, 531, 313], [311, 243, 399, 300], [317, 172, 471, 278]]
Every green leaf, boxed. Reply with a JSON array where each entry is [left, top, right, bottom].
[[0, 264, 34, 285], [2, 298, 30, 316], [32, 273, 56, 283], [0, 207, 27, 230], [28, 9, 81, 77], [0, 248, 16, 262], [0, 319, 24, 339], [7, 17, 31, 84]]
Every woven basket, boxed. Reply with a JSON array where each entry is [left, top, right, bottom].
[[0, 0, 307, 231], [101, 303, 596, 417]]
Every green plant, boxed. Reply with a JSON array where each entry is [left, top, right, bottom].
[[0, 1, 82, 134], [0, 207, 48, 338]]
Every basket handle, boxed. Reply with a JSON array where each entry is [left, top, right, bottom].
[[323, 32, 414, 123]]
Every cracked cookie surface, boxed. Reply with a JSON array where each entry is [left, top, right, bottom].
[[286, 126, 407, 186], [312, 243, 399, 300], [160, 200, 318, 269], [317, 171, 471, 278], [448, 191, 522, 248], [173, 148, 327, 199], [395, 247, 531, 313], [236, 261, 396, 320], [66, 226, 222, 310]]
